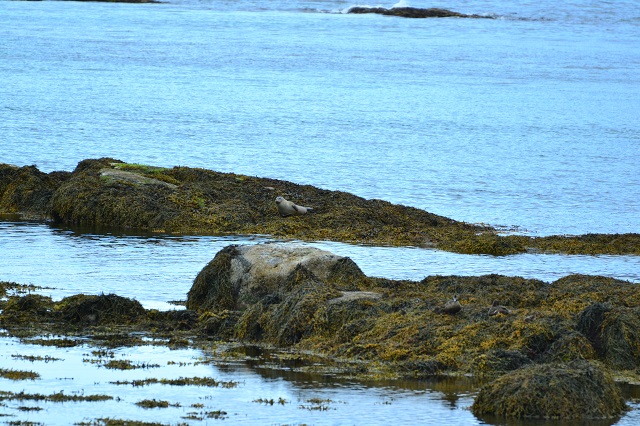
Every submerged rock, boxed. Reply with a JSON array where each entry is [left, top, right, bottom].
[[472, 361, 628, 419]]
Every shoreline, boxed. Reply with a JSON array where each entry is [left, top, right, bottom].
[[2, 258, 640, 421]]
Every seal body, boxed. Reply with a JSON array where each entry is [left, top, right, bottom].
[[435, 295, 462, 315], [488, 300, 511, 316], [275, 196, 313, 217]]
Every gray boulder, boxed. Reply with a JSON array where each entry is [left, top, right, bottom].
[[187, 243, 365, 311]]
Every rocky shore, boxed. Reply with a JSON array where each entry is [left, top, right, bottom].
[[2, 158, 639, 419], [1, 158, 639, 256], [2, 243, 639, 419]]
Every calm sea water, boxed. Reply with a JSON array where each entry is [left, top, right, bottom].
[[1, 0, 639, 234], [1, 0, 639, 424]]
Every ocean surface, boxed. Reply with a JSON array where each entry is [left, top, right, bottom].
[[1, 0, 639, 424]]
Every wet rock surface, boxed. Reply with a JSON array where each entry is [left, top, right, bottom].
[[187, 243, 365, 311]]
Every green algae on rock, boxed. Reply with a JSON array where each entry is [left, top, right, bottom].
[[4, 158, 638, 255]]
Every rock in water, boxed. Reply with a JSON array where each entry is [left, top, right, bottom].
[[187, 243, 365, 311], [471, 360, 628, 419], [346, 6, 492, 19]]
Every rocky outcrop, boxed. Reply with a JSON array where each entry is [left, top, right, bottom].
[[0, 164, 69, 219], [186, 243, 366, 311], [184, 251, 640, 384], [346, 7, 492, 19], [472, 361, 628, 419], [4, 248, 640, 419], [1, 159, 639, 255]]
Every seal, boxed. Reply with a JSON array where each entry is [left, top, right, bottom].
[[435, 295, 462, 315], [488, 300, 511, 316], [275, 196, 314, 217]]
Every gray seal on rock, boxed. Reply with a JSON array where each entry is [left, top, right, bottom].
[[488, 300, 511, 316], [275, 196, 314, 217], [434, 295, 462, 315]]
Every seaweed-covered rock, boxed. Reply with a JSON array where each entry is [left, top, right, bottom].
[[577, 303, 640, 370], [2, 159, 639, 255], [56, 293, 146, 325], [471, 349, 533, 377], [0, 294, 54, 324], [471, 361, 628, 419], [187, 243, 364, 311], [347, 6, 490, 19], [239, 265, 341, 346], [50, 158, 178, 229], [0, 164, 69, 219], [544, 331, 596, 363]]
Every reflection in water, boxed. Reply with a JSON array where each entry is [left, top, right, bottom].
[[0, 335, 637, 425], [0, 336, 482, 425]]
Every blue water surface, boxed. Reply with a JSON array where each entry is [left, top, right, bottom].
[[1, 0, 639, 235]]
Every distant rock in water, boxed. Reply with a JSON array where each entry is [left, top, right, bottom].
[[74, 0, 160, 3], [347, 6, 492, 19]]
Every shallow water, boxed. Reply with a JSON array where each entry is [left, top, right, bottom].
[[0, 335, 481, 425], [1, 221, 639, 311], [1, 335, 640, 426]]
